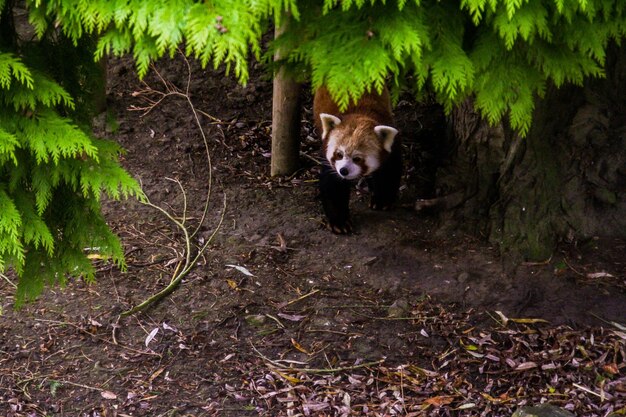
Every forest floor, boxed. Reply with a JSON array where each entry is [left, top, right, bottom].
[[1, 55, 625, 417]]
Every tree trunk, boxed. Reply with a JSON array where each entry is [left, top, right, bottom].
[[92, 54, 108, 114], [432, 45, 626, 261], [270, 17, 301, 177]]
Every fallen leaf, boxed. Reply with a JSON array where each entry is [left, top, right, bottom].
[[515, 361, 538, 371], [408, 365, 438, 377], [495, 310, 509, 325], [271, 368, 301, 384], [612, 330, 626, 340], [481, 393, 511, 403], [276, 233, 287, 252], [145, 327, 159, 347], [291, 338, 309, 354], [603, 363, 619, 375], [303, 402, 330, 412], [87, 253, 108, 260], [610, 321, 626, 331], [226, 264, 255, 277], [586, 271, 614, 279], [277, 313, 306, 321], [221, 353, 236, 363], [148, 367, 164, 383], [88, 318, 103, 327], [509, 317, 549, 324], [463, 349, 483, 358], [162, 322, 178, 332], [342, 392, 351, 407], [425, 395, 455, 406], [101, 390, 117, 400]]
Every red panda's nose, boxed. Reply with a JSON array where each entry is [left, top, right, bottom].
[[339, 167, 349, 176]]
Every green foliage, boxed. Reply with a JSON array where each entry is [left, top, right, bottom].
[[30, 0, 268, 82], [1, 6, 143, 306], [29, 0, 625, 135], [278, 0, 625, 135]]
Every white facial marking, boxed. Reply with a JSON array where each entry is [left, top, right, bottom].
[[325, 134, 338, 164], [364, 154, 380, 176], [335, 157, 361, 180], [332, 146, 362, 179]]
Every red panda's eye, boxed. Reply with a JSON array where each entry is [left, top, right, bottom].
[[352, 156, 363, 164], [334, 151, 343, 159]]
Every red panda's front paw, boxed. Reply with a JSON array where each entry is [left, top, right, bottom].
[[324, 218, 353, 235]]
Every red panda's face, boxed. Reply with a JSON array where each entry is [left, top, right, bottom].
[[320, 113, 398, 180]]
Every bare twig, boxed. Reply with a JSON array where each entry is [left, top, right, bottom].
[[0, 272, 17, 288], [120, 53, 227, 316], [250, 343, 385, 374], [33, 318, 160, 357], [278, 289, 320, 309], [121, 195, 227, 316]]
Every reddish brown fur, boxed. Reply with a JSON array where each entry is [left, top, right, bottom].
[[314, 87, 401, 232], [313, 87, 396, 165], [313, 86, 394, 135]]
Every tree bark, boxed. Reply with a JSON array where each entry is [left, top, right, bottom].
[[270, 17, 301, 176], [92, 54, 108, 114], [433, 45, 626, 261]]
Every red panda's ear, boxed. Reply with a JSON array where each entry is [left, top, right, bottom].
[[374, 125, 398, 153], [320, 113, 341, 138]]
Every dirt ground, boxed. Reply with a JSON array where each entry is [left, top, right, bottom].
[[1, 55, 625, 416]]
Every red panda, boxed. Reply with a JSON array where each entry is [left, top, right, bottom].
[[313, 86, 402, 234]]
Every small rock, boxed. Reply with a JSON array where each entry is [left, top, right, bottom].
[[388, 299, 410, 318], [511, 404, 575, 417]]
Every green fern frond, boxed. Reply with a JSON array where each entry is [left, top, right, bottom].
[[322, 0, 338, 14], [13, 190, 55, 256], [30, 166, 54, 215], [0, 189, 25, 267], [5, 71, 74, 112], [249, 0, 301, 24], [95, 28, 133, 60], [0, 53, 34, 90], [493, 2, 552, 49], [0, 127, 19, 165], [133, 36, 160, 78], [149, 2, 186, 56], [18, 111, 97, 164]]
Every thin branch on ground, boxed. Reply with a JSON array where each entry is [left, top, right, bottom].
[[1, 272, 17, 288], [250, 342, 385, 374], [121, 194, 226, 316], [121, 52, 227, 316]]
